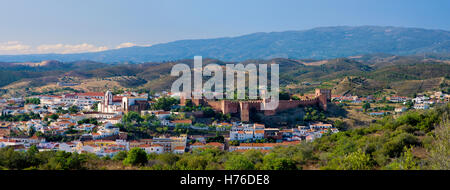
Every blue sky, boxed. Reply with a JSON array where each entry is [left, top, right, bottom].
[[0, 0, 449, 54]]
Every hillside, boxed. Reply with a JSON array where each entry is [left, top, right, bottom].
[[1, 54, 450, 98], [1, 26, 450, 63]]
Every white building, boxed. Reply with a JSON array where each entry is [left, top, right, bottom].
[[98, 90, 148, 114], [230, 123, 265, 141], [39, 95, 62, 105], [414, 103, 429, 110], [309, 122, 333, 129], [395, 107, 407, 113], [412, 96, 429, 104], [98, 91, 122, 114], [139, 144, 164, 154]]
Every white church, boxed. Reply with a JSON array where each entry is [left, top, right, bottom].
[[98, 90, 149, 114], [98, 91, 122, 114]]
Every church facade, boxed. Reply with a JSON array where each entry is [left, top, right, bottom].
[[98, 90, 150, 114]]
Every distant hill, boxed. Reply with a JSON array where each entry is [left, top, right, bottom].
[[0, 60, 110, 87], [1, 26, 450, 63], [1, 54, 450, 98]]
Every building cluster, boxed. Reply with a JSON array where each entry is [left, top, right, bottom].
[[0, 88, 339, 156], [0, 133, 223, 157], [229, 122, 338, 147], [331, 94, 379, 103], [2, 88, 448, 156], [0, 132, 187, 156], [411, 94, 442, 110], [332, 91, 450, 116]]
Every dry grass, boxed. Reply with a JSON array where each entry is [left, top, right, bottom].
[[1, 77, 127, 97], [391, 77, 444, 96]]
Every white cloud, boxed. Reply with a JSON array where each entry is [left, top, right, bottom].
[[0, 41, 150, 55], [0, 41, 31, 52], [0, 41, 110, 55], [36, 43, 109, 54], [115, 42, 136, 49]]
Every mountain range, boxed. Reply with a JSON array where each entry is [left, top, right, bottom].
[[1, 26, 450, 63]]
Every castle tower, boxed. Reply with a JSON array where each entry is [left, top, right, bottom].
[[240, 102, 250, 122], [180, 93, 187, 106], [315, 89, 331, 100], [315, 88, 330, 111], [318, 95, 328, 111]]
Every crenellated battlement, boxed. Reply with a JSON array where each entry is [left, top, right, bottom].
[[179, 89, 330, 122]]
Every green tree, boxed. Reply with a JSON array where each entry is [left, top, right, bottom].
[[225, 154, 255, 170], [229, 140, 240, 146], [123, 148, 148, 166], [334, 120, 347, 131], [152, 97, 178, 111], [77, 118, 98, 125], [68, 105, 79, 114], [427, 118, 450, 169], [384, 147, 419, 170], [27, 145, 39, 155], [362, 102, 371, 112], [91, 102, 99, 111], [262, 153, 297, 170], [25, 98, 40, 105], [123, 111, 143, 124], [405, 101, 414, 109], [291, 95, 301, 100], [0, 147, 30, 169], [279, 91, 291, 100], [325, 149, 373, 170], [112, 151, 128, 161], [49, 114, 59, 120]]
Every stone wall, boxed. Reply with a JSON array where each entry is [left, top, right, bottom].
[[180, 89, 330, 121], [276, 99, 318, 111]]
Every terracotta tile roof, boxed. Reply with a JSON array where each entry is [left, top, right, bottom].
[[205, 142, 224, 147], [76, 92, 104, 97], [191, 142, 205, 146], [139, 144, 162, 148], [171, 119, 192, 124], [155, 111, 170, 115], [112, 96, 124, 102], [233, 149, 271, 153], [174, 146, 185, 150], [255, 130, 264, 134]]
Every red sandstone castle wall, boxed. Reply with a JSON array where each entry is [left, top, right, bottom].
[[318, 95, 328, 111], [192, 98, 203, 106], [245, 101, 262, 110], [180, 96, 186, 106], [239, 102, 250, 122], [180, 89, 330, 121], [275, 99, 319, 112], [205, 100, 223, 112], [222, 101, 239, 114]]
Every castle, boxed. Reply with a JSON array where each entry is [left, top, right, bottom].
[[180, 89, 331, 122]]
